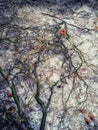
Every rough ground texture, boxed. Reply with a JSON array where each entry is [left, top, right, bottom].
[[0, 0, 98, 130]]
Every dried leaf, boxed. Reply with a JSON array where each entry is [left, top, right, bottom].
[[94, 26, 98, 30], [71, 73, 78, 78], [88, 112, 95, 120], [7, 92, 13, 97], [84, 117, 90, 124], [8, 105, 16, 113], [79, 128, 83, 130], [81, 67, 86, 71]]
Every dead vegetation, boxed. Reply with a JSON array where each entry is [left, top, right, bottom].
[[0, 0, 98, 130]]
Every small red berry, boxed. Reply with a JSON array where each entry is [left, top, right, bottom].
[[59, 29, 67, 36]]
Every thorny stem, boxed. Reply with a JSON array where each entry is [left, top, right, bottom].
[[34, 51, 60, 130], [35, 80, 59, 130], [0, 66, 32, 128]]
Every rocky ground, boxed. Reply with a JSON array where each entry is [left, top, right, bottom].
[[0, 0, 98, 130]]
